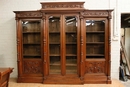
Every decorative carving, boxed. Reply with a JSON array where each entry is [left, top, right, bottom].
[[42, 4, 83, 9], [17, 53, 20, 62], [41, 2, 84, 10], [108, 11, 112, 19], [17, 12, 42, 17], [17, 38, 20, 45], [109, 37, 111, 45], [107, 76, 111, 80], [42, 12, 46, 20], [86, 61, 105, 73], [80, 36, 83, 45], [82, 11, 108, 17], [79, 12, 84, 19], [23, 60, 42, 74]]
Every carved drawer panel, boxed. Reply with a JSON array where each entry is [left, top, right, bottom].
[[85, 60, 105, 73], [23, 60, 42, 74]]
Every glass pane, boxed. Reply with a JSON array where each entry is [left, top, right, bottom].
[[22, 21, 41, 32], [86, 34, 104, 42], [86, 20, 105, 59], [65, 16, 77, 74], [86, 20, 105, 31], [86, 44, 104, 58], [50, 57, 61, 74], [22, 20, 41, 59], [49, 16, 61, 74]]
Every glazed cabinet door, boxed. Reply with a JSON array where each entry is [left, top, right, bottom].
[[64, 15, 79, 74], [47, 14, 80, 76], [84, 18, 109, 83], [48, 15, 61, 74], [20, 19, 43, 77], [85, 18, 108, 74]]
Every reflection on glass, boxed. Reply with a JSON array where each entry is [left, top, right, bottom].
[[86, 20, 105, 31], [22, 20, 41, 59], [49, 16, 61, 74], [65, 16, 77, 74]]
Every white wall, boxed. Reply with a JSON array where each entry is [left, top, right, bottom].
[[0, 0, 121, 80]]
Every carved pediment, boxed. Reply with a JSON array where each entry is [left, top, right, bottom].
[[40, 2, 84, 10]]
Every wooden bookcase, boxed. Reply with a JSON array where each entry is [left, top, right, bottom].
[[14, 2, 112, 84]]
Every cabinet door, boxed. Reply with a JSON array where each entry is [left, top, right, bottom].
[[48, 15, 79, 75], [85, 18, 108, 74], [21, 20, 43, 75], [64, 16, 78, 74], [48, 16, 61, 74]]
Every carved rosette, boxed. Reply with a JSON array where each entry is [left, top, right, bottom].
[[23, 60, 42, 74], [86, 61, 105, 73]]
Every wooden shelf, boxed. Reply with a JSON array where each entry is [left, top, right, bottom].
[[50, 59, 77, 66], [23, 43, 40, 45], [86, 31, 104, 33], [23, 31, 40, 33], [50, 54, 77, 56], [66, 42, 77, 44], [49, 42, 60, 44], [66, 54, 77, 56], [50, 54, 60, 56], [49, 31, 60, 33], [86, 42, 104, 44], [86, 54, 104, 56], [23, 54, 41, 56], [66, 31, 77, 33]]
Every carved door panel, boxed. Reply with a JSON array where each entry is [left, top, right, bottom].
[[85, 60, 105, 74], [85, 18, 108, 75]]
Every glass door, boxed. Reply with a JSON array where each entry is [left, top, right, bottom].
[[65, 16, 78, 74], [86, 19, 105, 59], [22, 20, 41, 59], [49, 16, 61, 74], [48, 15, 78, 75], [22, 20, 42, 74], [85, 18, 107, 74]]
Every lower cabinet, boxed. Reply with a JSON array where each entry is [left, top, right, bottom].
[[14, 2, 112, 84]]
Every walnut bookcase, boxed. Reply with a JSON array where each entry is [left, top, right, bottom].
[[14, 2, 112, 84]]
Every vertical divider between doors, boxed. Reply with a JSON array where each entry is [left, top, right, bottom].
[[44, 15, 49, 76], [80, 17, 85, 78], [61, 15, 66, 75]]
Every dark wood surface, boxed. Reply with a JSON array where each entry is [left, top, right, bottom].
[[0, 68, 13, 87], [14, 2, 112, 84]]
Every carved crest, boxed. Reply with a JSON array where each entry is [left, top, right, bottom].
[[41, 2, 84, 10]]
